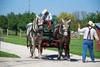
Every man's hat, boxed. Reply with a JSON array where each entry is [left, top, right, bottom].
[[42, 9, 48, 15], [88, 21, 95, 27]]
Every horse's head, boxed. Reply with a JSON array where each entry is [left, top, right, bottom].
[[36, 16, 44, 26], [61, 19, 71, 36], [35, 17, 44, 34], [62, 19, 71, 30]]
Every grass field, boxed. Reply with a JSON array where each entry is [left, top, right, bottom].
[[3, 35, 100, 58], [70, 38, 100, 58], [4, 35, 26, 46], [0, 51, 20, 58]]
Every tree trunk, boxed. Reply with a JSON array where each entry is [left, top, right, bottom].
[[0, 28, 3, 36], [15, 23, 18, 36], [15, 29, 18, 36]]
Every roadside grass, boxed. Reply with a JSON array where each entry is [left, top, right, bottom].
[[3, 35, 100, 58], [4, 35, 26, 46], [0, 51, 20, 58]]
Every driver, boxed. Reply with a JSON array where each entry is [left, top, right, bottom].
[[41, 9, 52, 29]]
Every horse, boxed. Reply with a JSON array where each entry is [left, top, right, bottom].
[[62, 19, 71, 60], [54, 19, 71, 60], [26, 17, 43, 58]]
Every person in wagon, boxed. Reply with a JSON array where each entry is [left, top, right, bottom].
[[41, 9, 52, 29], [78, 21, 99, 62]]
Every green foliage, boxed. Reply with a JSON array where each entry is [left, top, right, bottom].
[[85, 12, 100, 23], [0, 15, 8, 29], [58, 12, 75, 21], [0, 12, 36, 35], [58, 12, 77, 31], [0, 11, 100, 35]]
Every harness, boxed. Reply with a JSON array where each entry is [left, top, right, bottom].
[[87, 27, 92, 40]]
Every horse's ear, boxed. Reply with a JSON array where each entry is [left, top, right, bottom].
[[66, 19, 71, 25], [36, 17, 38, 21], [61, 18, 65, 23]]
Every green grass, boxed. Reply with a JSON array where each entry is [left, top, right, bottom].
[[70, 38, 100, 58], [70, 38, 83, 55], [0, 51, 20, 58], [3, 35, 100, 58], [4, 35, 26, 46]]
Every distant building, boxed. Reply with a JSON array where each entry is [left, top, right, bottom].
[[95, 23, 100, 51]]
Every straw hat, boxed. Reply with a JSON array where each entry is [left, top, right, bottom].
[[42, 9, 48, 15], [88, 21, 95, 27]]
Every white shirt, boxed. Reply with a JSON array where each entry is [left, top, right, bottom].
[[78, 27, 99, 40], [46, 13, 52, 20]]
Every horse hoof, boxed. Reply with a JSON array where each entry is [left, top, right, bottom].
[[38, 56, 42, 59], [64, 57, 68, 60], [57, 57, 61, 60], [67, 58, 70, 61], [29, 56, 33, 59]]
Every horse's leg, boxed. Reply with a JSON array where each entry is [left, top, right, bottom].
[[67, 44, 70, 59], [30, 37, 35, 58], [64, 37, 70, 60], [67, 37, 70, 59], [57, 42, 61, 60], [30, 45, 33, 57], [58, 40, 63, 60], [64, 44, 70, 59], [38, 39, 42, 58], [40, 41, 43, 56], [40, 46, 43, 55]]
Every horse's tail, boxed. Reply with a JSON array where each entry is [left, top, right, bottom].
[[26, 35, 29, 47], [26, 27, 32, 48]]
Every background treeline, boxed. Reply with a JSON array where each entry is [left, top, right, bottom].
[[0, 11, 100, 36], [0, 12, 36, 35]]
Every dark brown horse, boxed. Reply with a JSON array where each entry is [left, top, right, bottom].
[[54, 19, 71, 60]]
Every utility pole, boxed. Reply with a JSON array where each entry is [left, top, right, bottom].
[[28, 0, 30, 13]]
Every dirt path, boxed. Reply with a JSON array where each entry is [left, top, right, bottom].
[[0, 42, 100, 67]]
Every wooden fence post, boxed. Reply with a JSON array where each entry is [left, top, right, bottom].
[[19, 29, 22, 38], [7, 29, 9, 36]]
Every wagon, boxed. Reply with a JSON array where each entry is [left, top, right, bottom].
[[27, 16, 71, 59], [40, 16, 61, 48], [35, 16, 71, 59]]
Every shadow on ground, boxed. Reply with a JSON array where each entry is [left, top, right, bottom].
[[41, 54, 80, 62], [85, 60, 100, 63]]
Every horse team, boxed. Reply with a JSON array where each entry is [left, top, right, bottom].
[[26, 17, 71, 60]]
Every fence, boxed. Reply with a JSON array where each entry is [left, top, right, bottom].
[[0, 28, 26, 37], [71, 31, 80, 39]]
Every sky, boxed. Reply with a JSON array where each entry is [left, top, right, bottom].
[[0, 0, 100, 15]]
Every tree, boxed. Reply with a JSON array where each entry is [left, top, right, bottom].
[[86, 12, 100, 23], [7, 12, 19, 35], [58, 12, 76, 31], [0, 15, 8, 29], [0, 15, 8, 34], [6, 12, 36, 35]]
